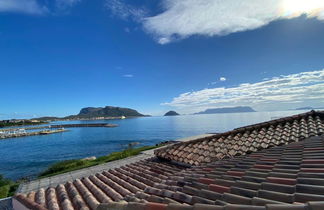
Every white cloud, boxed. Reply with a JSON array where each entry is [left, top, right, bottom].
[[158, 37, 171, 45], [163, 69, 324, 113], [123, 74, 134, 78], [143, 0, 324, 44], [220, 77, 226, 82], [105, 0, 147, 22], [0, 0, 47, 15]]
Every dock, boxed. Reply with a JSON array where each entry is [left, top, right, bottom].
[[0, 128, 68, 140], [0, 123, 118, 140], [39, 129, 68, 135], [50, 123, 118, 128], [0, 123, 118, 132]]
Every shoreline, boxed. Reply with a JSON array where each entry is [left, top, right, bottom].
[[0, 129, 68, 140]]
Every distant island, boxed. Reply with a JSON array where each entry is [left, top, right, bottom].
[[295, 106, 324, 110], [195, 106, 256, 114], [73, 106, 145, 118], [32, 106, 148, 121], [164, 111, 180, 116]]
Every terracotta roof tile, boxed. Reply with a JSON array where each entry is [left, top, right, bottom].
[[15, 158, 184, 210]]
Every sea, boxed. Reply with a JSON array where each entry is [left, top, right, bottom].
[[0, 110, 309, 180]]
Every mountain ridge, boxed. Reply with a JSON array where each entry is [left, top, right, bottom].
[[32, 106, 147, 121], [294, 106, 324, 110], [195, 106, 256, 114]]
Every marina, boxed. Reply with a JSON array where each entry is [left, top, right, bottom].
[[0, 123, 117, 140], [0, 123, 118, 132], [0, 128, 68, 139]]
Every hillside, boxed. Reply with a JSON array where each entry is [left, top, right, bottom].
[[164, 111, 180, 116], [69, 106, 146, 118], [30, 106, 147, 121], [32, 117, 61, 121], [195, 106, 256, 114]]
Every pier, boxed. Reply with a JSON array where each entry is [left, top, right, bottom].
[[0, 123, 118, 132], [0, 128, 68, 140], [0, 123, 117, 140], [50, 123, 118, 128]]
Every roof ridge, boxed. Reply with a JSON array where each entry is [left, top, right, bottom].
[[155, 110, 324, 165], [157, 110, 324, 148], [234, 110, 320, 131]]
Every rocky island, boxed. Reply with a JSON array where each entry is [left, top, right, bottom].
[[164, 111, 180, 116], [64, 106, 147, 120], [32, 106, 148, 121]]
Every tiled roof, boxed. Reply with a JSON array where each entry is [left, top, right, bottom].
[[16, 135, 324, 210], [13, 111, 324, 210], [100, 135, 324, 210], [155, 111, 324, 165], [14, 158, 186, 210], [98, 201, 324, 210]]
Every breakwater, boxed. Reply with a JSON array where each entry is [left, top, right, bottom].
[[0, 123, 117, 140], [0, 123, 118, 132], [0, 129, 68, 140], [51, 123, 118, 128]]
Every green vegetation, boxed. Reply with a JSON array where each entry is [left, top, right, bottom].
[[31, 117, 61, 121], [0, 175, 19, 199], [39, 145, 159, 178], [0, 120, 45, 128]]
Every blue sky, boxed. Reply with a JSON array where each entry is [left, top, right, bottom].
[[1, 0, 324, 119]]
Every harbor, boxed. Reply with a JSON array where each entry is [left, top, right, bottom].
[[0, 123, 118, 131], [0, 128, 67, 139], [0, 123, 118, 140]]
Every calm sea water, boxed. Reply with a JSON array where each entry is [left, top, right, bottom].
[[0, 111, 306, 180]]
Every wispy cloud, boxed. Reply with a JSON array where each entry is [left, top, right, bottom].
[[163, 69, 324, 113], [105, 0, 147, 22], [56, 0, 81, 10], [220, 77, 226, 82], [0, 0, 82, 15], [143, 0, 324, 44], [208, 77, 227, 86], [0, 0, 48, 15], [123, 74, 134, 78]]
